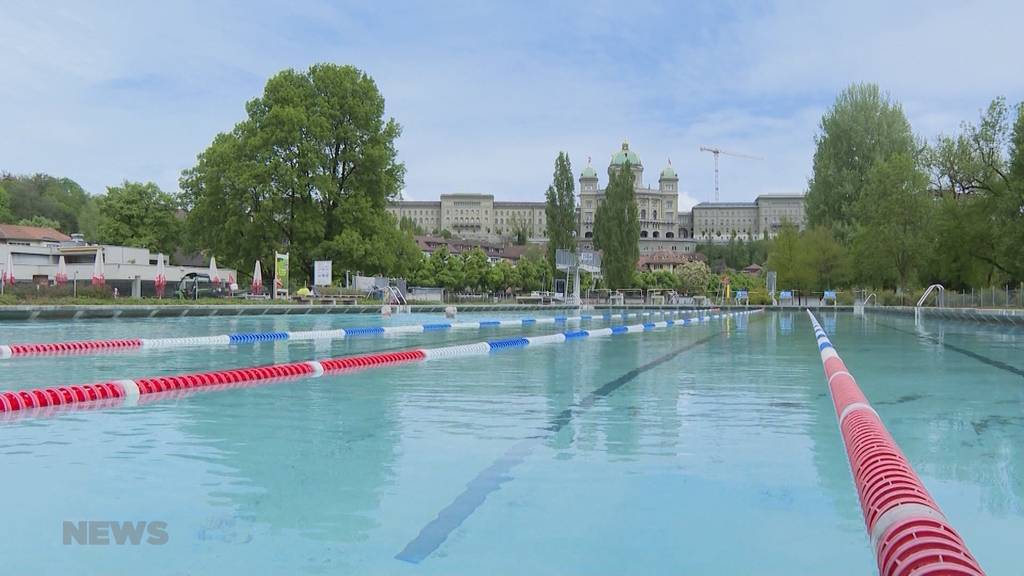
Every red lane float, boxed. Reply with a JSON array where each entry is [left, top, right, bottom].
[[0, 349, 428, 414], [4, 338, 143, 356], [807, 311, 984, 576]]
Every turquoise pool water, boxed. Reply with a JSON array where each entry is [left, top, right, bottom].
[[0, 310, 1020, 574]]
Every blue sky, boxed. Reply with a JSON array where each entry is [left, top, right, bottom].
[[2, 1, 1022, 210]]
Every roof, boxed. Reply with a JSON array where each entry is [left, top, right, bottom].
[[660, 165, 677, 179], [581, 165, 598, 179], [610, 142, 641, 166], [693, 202, 758, 209], [636, 250, 703, 268], [0, 224, 71, 243]]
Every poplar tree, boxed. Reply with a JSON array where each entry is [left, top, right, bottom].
[[593, 161, 639, 288], [544, 152, 577, 270]]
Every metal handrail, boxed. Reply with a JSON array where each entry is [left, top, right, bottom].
[[916, 284, 944, 308]]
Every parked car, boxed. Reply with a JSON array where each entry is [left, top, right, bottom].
[[176, 273, 227, 299]]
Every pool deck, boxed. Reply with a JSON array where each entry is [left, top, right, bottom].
[[0, 303, 577, 321], [865, 305, 1024, 326], [0, 301, 1020, 324]]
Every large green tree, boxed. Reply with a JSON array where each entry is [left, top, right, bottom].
[[925, 98, 1024, 284], [96, 181, 182, 255], [593, 161, 639, 288], [181, 63, 406, 280], [544, 152, 577, 270], [852, 154, 932, 290], [806, 83, 917, 234]]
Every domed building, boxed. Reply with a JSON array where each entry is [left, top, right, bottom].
[[578, 142, 696, 255]]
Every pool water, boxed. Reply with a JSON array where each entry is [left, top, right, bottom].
[[0, 310, 1020, 574]]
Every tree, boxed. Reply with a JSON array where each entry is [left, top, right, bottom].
[[17, 215, 61, 229], [852, 154, 932, 290], [96, 181, 182, 254], [924, 98, 1024, 284], [766, 223, 808, 290], [806, 83, 917, 234], [462, 248, 490, 292], [1, 173, 94, 233], [181, 64, 405, 280], [593, 161, 639, 288], [675, 260, 712, 295], [399, 216, 424, 236], [544, 152, 576, 270], [0, 183, 12, 223], [798, 227, 850, 290]]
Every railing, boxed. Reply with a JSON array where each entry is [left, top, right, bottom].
[[854, 292, 876, 316], [916, 284, 945, 308]]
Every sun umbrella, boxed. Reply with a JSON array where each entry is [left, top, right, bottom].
[[3, 251, 14, 287], [208, 256, 221, 287], [56, 255, 68, 286], [154, 253, 166, 298], [91, 248, 105, 286], [251, 260, 263, 295]]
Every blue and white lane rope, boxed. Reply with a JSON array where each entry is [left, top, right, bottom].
[[0, 308, 721, 357], [0, 309, 762, 418]]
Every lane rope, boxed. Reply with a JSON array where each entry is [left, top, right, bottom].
[[806, 310, 984, 576], [0, 309, 761, 417], [0, 308, 716, 359]]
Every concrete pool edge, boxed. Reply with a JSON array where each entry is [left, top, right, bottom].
[[864, 305, 1024, 326], [0, 303, 580, 321]]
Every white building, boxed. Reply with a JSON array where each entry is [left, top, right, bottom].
[[0, 224, 235, 297], [691, 194, 806, 241]]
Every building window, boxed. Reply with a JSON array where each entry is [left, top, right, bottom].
[[640, 230, 648, 238], [652, 231, 660, 238]]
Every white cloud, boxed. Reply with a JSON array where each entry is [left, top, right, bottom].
[[0, 0, 1020, 211]]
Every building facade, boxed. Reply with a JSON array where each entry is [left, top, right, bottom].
[[387, 142, 806, 251], [386, 194, 547, 243], [691, 194, 806, 241], [578, 142, 696, 255]]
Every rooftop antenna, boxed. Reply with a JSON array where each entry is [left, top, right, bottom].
[[698, 146, 764, 201]]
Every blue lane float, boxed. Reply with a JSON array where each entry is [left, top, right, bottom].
[[0, 309, 725, 359], [1, 309, 761, 419]]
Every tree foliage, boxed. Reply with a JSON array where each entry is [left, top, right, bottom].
[[675, 260, 713, 295], [806, 83, 917, 234], [0, 173, 95, 233], [593, 161, 639, 288], [17, 215, 62, 229], [544, 152, 576, 270], [96, 181, 182, 255], [181, 63, 407, 280]]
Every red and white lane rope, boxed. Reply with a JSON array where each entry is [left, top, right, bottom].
[[807, 311, 984, 576], [0, 309, 712, 358], [0, 309, 759, 417]]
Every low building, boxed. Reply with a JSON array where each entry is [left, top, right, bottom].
[[637, 250, 706, 273], [413, 235, 537, 263], [0, 224, 235, 297]]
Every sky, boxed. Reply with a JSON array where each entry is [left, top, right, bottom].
[[2, 1, 1023, 211]]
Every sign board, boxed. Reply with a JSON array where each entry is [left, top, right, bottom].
[[578, 250, 601, 274], [823, 290, 837, 301], [314, 261, 332, 287], [779, 290, 793, 300], [274, 252, 289, 297]]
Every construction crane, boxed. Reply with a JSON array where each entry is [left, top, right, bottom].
[[699, 146, 764, 201]]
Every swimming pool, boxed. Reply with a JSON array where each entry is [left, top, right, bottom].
[[0, 310, 1019, 574]]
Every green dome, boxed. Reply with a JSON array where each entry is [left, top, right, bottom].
[[610, 142, 641, 166], [581, 165, 598, 179], [660, 164, 677, 179]]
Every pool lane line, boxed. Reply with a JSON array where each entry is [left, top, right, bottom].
[[807, 311, 984, 576], [393, 328, 734, 564], [874, 321, 1024, 378], [0, 310, 761, 417], [0, 308, 710, 359]]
